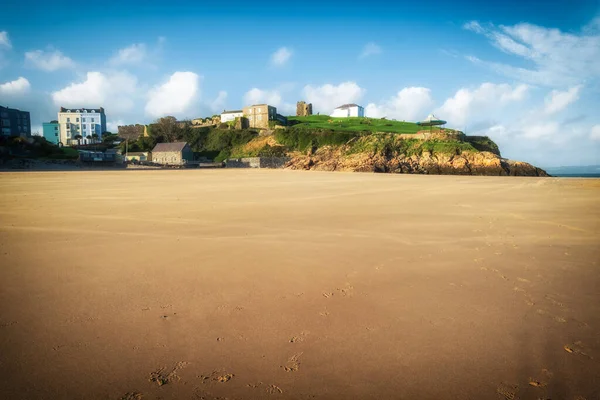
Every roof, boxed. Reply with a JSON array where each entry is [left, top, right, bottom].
[[59, 107, 105, 114], [417, 114, 447, 126], [222, 110, 243, 114], [335, 103, 362, 109], [152, 142, 189, 152], [126, 152, 148, 156]]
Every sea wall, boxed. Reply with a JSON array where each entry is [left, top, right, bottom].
[[225, 157, 290, 169]]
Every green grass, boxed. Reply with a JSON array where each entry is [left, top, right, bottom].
[[287, 115, 423, 134]]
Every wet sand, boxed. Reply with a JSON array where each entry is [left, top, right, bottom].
[[1, 170, 599, 399]]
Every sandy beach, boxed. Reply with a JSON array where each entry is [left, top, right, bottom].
[[1, 170, 599, 400]]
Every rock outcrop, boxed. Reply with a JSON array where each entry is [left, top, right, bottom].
[[285, 146, 548, 177]]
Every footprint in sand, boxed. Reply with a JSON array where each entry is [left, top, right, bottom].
[[0, 320, 18, 328], [118, 393, 143, 400], [159, 312, 177, 320], [336, 284, 354, 297], [199, 370, 234, 384], [193, 388, 232, 400], [496, 382, 518, 400], [149, 361, 189, 386], [282, 353, 302, 372], [536, 309, 566, 323], [322, 292, 334, 298], [545, 295, 566, 308], [564, 341, 593, 359], [528, 378, 547, 388], [266, 384, 283, 394], [290, 331, 310, 343]]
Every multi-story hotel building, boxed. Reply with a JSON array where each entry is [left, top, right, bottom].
[[1, 105, 31, 138], [57, 107, 106, 145]]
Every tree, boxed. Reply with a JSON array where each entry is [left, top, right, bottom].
[[102, 133, 119, 144], [91, 133, 99, 144], [151, 116, 180, 142], [74, 134, 83, 145]]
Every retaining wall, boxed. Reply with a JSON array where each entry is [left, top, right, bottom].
[[225, 157, 290, 169]]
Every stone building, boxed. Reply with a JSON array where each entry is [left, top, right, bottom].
[[151, 142, 193, 166], [242, 104, 277, 129], [296, 101, 313, 116]]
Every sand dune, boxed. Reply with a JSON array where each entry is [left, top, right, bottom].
[[1, 170, 599, 399]]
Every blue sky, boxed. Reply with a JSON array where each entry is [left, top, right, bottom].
[[1, 0, 599, 167]]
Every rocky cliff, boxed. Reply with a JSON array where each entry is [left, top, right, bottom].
[[283, 135, 548, 176]]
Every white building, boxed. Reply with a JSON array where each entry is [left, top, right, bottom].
[[220, 109, 244, 123], [57, 107, 107, 145], [330, 104, 365, 118]]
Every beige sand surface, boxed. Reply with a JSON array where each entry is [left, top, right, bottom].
[[1, 170, 599, 399]]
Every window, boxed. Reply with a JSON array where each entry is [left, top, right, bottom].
[[76, 118, 79, 122], [82, 118, 86, 122], [67, 118, 70, 123], [258, 115, 262, 121], [91, 118, 95, 122], [257, 108, 261, 112], [55, 127, 58, 131]]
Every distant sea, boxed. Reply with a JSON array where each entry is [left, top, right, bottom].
[[544, 165, 600, 178], [551, 174, 600, 178]]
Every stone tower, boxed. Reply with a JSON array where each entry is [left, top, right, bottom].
[[296, 101, 313, 117]]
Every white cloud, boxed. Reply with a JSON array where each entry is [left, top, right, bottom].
[[438, 82, 529, 127], [590, 125, 600, 141], [110, 43, 147, 65], [270, 47, 292, 67], [522, 122, 560, 139], [106, 119, 125, 133], [0, 77, 31, 95], [145, 71, 200, 118], [0, 31, 10, 48], [209, 90, 228, 112], [303, 81, 366, 113], [463, 21, 484, 34], [360, 42, 382, 58], [52, 71, 137, 111], [25, 50, 75, 71], [464, 20, 600, 87], [243, 87, 294, 114], [365, 87, 433, 121], [544, 85, 582, 114], [244, 88, 282, 107]]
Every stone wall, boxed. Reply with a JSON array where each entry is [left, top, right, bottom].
[[191, 116, 221, 126], [225, 157, 290, 169]]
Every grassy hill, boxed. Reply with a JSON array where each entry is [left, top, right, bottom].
[[287, 115, 425, 134]]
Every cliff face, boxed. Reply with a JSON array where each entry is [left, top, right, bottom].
[[285, 146, 548, 177]]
